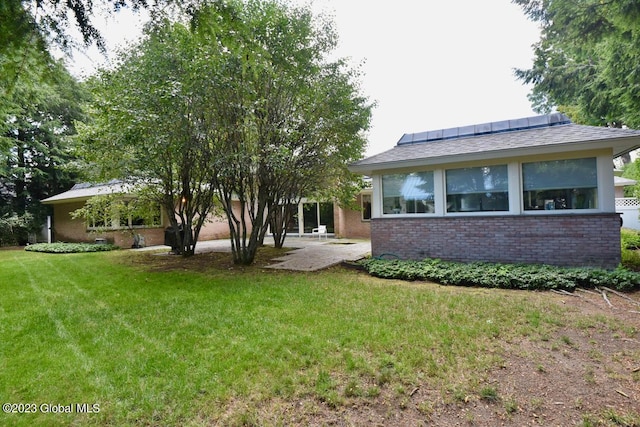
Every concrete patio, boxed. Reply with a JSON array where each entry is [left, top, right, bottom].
[[135, 237, 371, 271]]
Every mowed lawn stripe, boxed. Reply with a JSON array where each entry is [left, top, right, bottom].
[[36, 254, 182, 362], [0, 249, 571, 425], [6, 255, 114, 406]]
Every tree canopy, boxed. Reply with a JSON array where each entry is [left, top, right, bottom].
[[513, 0, 640, 128], [80, 0, 372, 263], [0, 58, 86, 245]]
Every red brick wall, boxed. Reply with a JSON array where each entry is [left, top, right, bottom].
[[334, 194, 371, 239], [371, 214, 621, 268]]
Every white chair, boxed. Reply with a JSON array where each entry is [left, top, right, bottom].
[[311, 225, 328, 240]]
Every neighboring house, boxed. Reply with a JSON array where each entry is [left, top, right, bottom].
[[41, 181, 371, 246], [614, 175, 637, 199], [348, 113, 640, 268]]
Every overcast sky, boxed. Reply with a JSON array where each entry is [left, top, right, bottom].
[[68, 0, 542, 156]]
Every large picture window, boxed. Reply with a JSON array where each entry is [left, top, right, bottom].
[[446, 165, 509, 212], [522, 158, 597, 210], [382, 172, 434, 214]]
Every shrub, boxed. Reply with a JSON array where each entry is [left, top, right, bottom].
[[621, 229, 640, 271], [0, 213, 34, 246], [25, 243, 119, 253], [359, 258, 640, 292], [621, 228, 640, 250]]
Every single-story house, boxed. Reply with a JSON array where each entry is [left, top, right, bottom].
[[41, 181, 371, 247], [348, 113, 640, 269]]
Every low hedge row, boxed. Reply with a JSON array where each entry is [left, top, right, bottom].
[[25, 243, 119, 253], [359, 258, 640, 292]]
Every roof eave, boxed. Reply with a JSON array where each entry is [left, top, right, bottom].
[[41, 196, 91, 205]]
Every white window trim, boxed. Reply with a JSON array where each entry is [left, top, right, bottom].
[[520, 155, 608, 215], [372, 154, 614, 219]]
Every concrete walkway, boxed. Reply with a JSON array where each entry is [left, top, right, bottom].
[[135, 237, 371, 272]]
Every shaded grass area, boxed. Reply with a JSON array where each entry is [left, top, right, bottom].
[[0, 249, 637, 426]]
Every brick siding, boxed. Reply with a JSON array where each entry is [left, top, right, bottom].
[[371, 214, 621, 269], [334, 194, 371, 239]]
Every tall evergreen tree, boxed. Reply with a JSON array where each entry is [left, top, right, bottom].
[[513, 0, 640, 129], [1, 59, 85, 244]]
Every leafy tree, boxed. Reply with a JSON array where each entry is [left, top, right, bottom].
[[70, 190, 161, 247], [79, 21, 219, 257], [1, 58, 85, 244], [81, 0, 371, 263], [196, 0, 372, 262], [0, 0, 203, 114], [513, 0, 640, 130]]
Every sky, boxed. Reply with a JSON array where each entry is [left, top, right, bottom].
[[67, 0, 542, 157]]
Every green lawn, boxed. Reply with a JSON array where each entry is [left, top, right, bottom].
[[0, 248, 636, 426]]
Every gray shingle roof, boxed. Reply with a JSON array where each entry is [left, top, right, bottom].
[[41, 180, 133, 204], [350, 121, 640, 174]]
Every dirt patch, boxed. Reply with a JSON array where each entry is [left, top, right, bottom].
[[420, 289, 640, 426], [215, 288, 640, 427], [125, 246, 294, 273]]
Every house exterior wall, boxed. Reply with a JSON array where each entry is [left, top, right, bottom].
[[51, 202, 167, 247], [371, 214, 621, 268], [50, 200, 241, 247], [51, 202, 95, 243], [366, 151, 624, 268], [334, 193, 371, 239]]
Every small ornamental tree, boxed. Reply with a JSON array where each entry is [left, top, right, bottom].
[[79, 22, 219, 257], [196, 0, 372, 263]]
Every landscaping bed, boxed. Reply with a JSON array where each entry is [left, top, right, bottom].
[[359, 258, 640, 292], [24, 242, 119, 253]]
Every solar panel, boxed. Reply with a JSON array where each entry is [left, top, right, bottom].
[[396, 113, 572, 146]]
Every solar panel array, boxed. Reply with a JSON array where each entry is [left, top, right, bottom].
[[396, 113, 572, 146]]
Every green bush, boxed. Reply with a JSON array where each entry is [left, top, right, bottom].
[[0, 213, 33, 246], [25, 243, 119, 253], [621, 228, 640, 250], [359, 258, 640, 292], [621, 247, 640, 271]]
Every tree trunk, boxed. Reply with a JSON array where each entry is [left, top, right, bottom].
[[270, 202, 297, 248]]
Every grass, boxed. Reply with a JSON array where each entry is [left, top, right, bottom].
[[0, 248, 636, 425]]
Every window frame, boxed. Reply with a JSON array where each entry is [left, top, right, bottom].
[[444, 164, 510, 214], [380, 171, 436, 216], [371, 153, 611, 219], [521, 157, 600, 214], [361, 193, 372, 221]]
